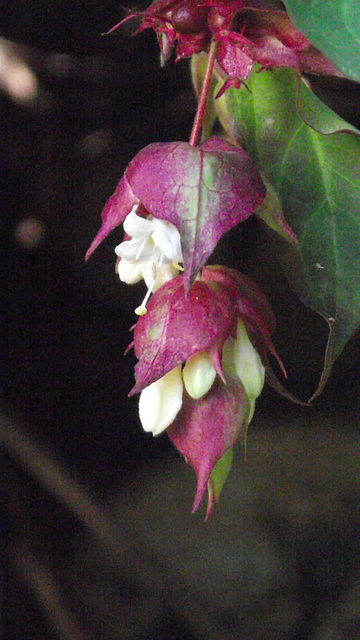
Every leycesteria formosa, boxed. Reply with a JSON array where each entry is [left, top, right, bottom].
[[86, 157, 283, 514], [84, 0, 329, 516]]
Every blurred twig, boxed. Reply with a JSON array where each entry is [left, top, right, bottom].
[[11, 544, 85, 640], [0, 409, 129, 557], [1, 409, 227, 640]]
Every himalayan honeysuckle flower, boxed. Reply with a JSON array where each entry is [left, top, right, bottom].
[[85, 137, 266, 290], [115, 204, 183, 315], [108, 0, 343, 96], [130, 265, 285, 518]]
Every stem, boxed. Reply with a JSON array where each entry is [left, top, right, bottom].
[[189, 40, 217, 147]]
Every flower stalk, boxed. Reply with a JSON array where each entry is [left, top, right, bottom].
[[189, 39, 217, 147]]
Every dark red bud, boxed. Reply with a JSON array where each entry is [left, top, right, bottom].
[[161, 6, 175, 23], [171, 2, 209, 34], [208, 8, 232, 32]]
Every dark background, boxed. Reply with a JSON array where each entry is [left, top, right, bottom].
[[1, 2, 360, 639]]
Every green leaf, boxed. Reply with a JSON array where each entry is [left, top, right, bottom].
[[207, 447, 233, 519], [218, 68, 360, 398], [283, 0, 360, 82], [297, 78, 359, 135], [255, 177, 298, 244]]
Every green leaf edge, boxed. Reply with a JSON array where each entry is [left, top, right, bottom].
[[283, 0, 360, 83]]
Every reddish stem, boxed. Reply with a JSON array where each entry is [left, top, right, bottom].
[[189, 40, 217, 147]]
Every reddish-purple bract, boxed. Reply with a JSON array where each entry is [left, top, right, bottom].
[[167, 373, 249, 516], [131, 265, 283, 394], [112, 0, 343, 96], [129, 265, 284, 515], [85, 175, 139, 260], [201, 266, 285, 373], [86, 137, 266, 287], [131, 275, 237, 394]]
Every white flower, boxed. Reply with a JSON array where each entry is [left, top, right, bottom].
[[138, 351, 216, 436], [223, 320, 265, 400], [139, 366, 183, 436], [115, 205, 183, 314], [182, 351, 217, 400]]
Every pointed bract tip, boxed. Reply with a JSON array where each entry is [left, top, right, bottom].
[[104, 11, 138, 36]]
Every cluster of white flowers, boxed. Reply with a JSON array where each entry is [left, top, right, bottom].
[[115, 205, 183, 315], [139, 320, 265, 436]]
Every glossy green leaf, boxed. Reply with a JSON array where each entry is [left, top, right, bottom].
[[283, 0, 360, 82], [297, 78, 359, 135], [218, 67, 360, 398]]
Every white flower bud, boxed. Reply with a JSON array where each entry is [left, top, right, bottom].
[[139, 365, 183, 436], [182, 351, 217, 400], [232, 321, 265, 399]]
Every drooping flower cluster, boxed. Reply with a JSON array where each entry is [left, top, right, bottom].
[[86, 132, 289, 516], [109, 0, 342, 95], [130, 265, 283, 517]]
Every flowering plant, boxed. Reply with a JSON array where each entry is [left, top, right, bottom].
[[87, 0, 360, 515]]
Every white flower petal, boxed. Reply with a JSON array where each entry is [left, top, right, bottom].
[[153, 263, 180, 291], [117, 259, 143, 284], [151, 219, 183, 263], [232, 321, 265, 399], [133, 239, 158, 263], [123, 206, 154, 238], [140, 261, 157, 289], [115, 237, 142, 260], [138, 366, 183, 436], [115, 237, 158, 263], [182, 351, 216, 400]]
